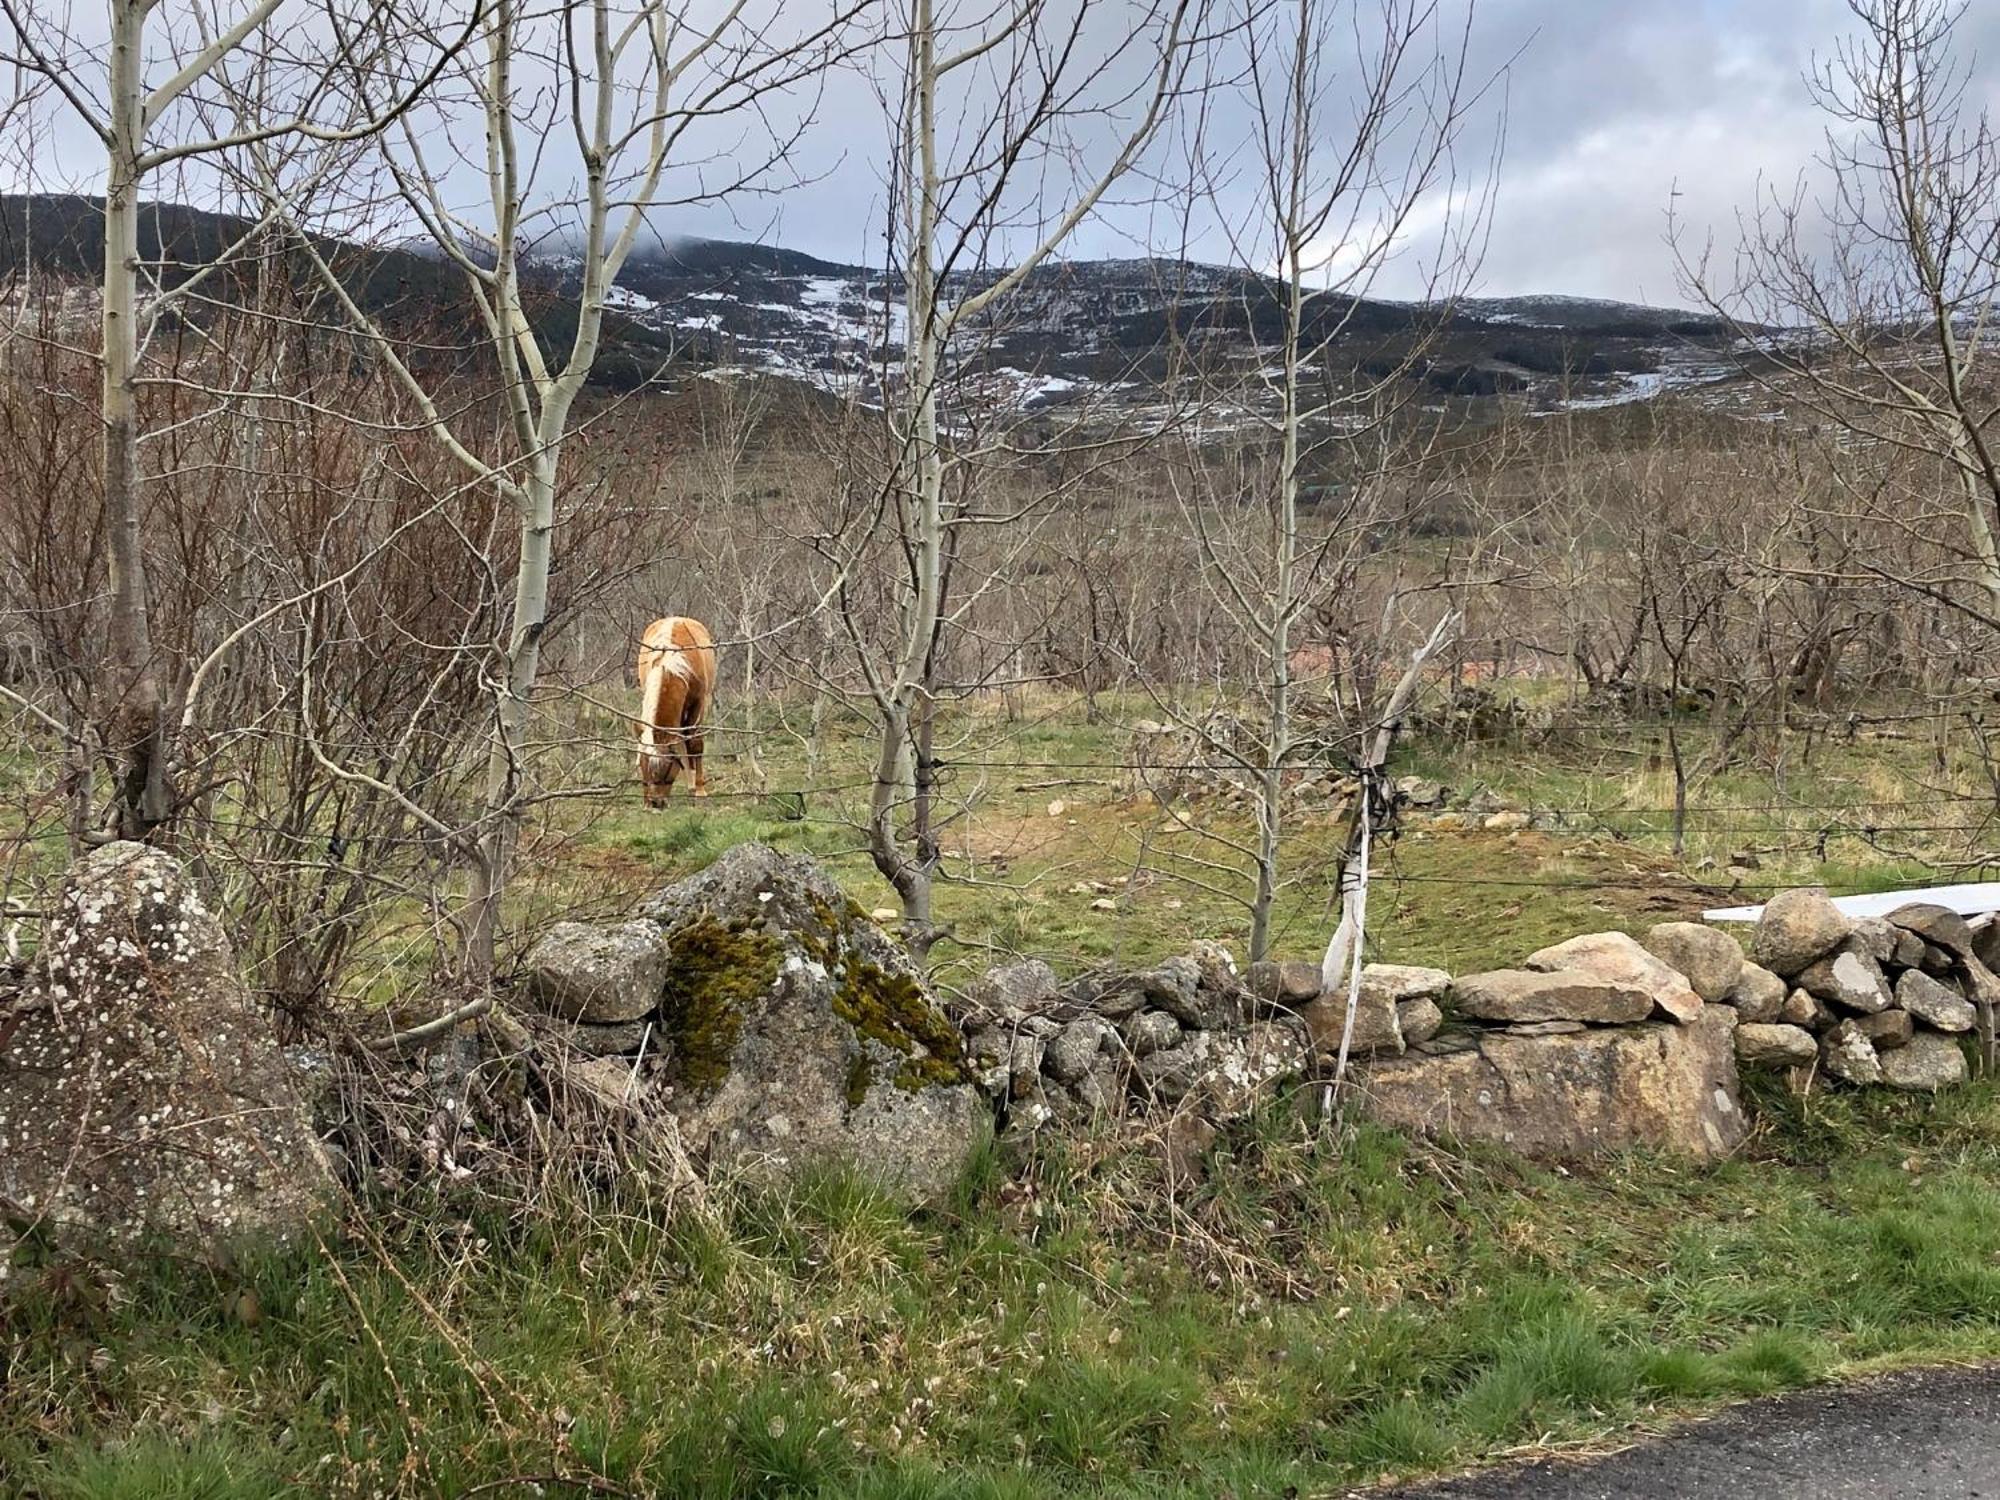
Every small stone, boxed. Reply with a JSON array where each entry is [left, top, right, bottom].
[[1359, 963, 1452, 1006], [1007, 1034, 1047, 1099], [1724, 963, 1787, 1024], [1089, 985, 1149, 1022], [1120, 1009, 1183, 1058], [565, 1019, 655, 1056], [1641, 922, 1745, 1002], [1297, 984, 1404, 1057], [1070, 1063, 1116, 1115], [1780, 986, 1834, 1031], [1246, 959, 1322, 1007], [524, 919, 669, 1024], [1856, 1010, 1914, 1050], [1414, 1028, 1481, 1056], [1089, 898, 1117, 912], [1796, 948, 1892, 1014], [1893, 930, 1929, 969], [1483, 811, 1530, 832], [1043, 1018, 1112, 1083], [1751, 888, 1854, 976], [1134, 955, 1244, 1031], [1885, 904, 1978, 962], [1850, 918, 1901, 965], [1821, 1022, 1883, 1085], [1735, 1023, 1818, 1068], [1523, 931, 1702, 1023], [1895, 970, 1977, 1033], [961, 959, 1061, 1019], [1395, 776, 1448, 808], [871, 906, 900, 924], [1005, 1094, 1053, 1135], [1974, 917, 2000, 972], [1046, 799, 1066, 817], [1452, 968, 1654, 1025], [1879, 1032, 1969, 1092], [1396, 996, 1444, 1047]]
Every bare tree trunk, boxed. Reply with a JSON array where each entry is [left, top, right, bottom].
[[867, 0, 946, 952], [1249, 268, 1302, 962], [101, 0, 171, 838]]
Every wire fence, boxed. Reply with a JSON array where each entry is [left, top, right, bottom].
[[0, 692, 1994, 976]]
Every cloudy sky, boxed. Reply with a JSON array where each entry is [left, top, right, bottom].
[[19, 0, 2000, 308], [699, 0, 2000, 306]]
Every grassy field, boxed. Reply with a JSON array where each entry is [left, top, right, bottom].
[[5, 691, 1999, 1497], [509, 688, 2000, 993], [9, 1082, 2000, 1497]]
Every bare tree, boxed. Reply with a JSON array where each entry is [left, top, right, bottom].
[[825, 0, 1202, 956], [1678, 0, 2000, 625], [262, 0, 860, 1004], [1163, 0, 1489, 959], [0, 0, 466, 839]]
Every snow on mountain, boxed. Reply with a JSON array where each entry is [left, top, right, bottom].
[[551, 241, 1762, 420]]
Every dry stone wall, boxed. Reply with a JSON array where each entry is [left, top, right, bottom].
[[1729, 891, 1997, 1093], [523, 856, 1996, 1185], [948, 889, 1994, 1164]]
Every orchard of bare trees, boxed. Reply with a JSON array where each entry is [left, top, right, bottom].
[[0, 0, 1994, 1026], [10, 4, 2000, 1493]]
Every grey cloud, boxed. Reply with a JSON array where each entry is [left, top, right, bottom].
[[669, 0, 1969, 303], [21, 0, 2000, 305]]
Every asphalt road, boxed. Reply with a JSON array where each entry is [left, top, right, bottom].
[[1372, 1365, 2000, 1499]]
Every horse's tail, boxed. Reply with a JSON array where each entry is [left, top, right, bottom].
[[639, 626, 696, 774], [636, 660, 668, 776]]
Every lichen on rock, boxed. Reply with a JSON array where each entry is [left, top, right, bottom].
[[0, 842, 329, 1268]]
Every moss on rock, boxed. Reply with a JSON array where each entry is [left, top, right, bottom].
[[833, 949, 970, 1091], [844, 1050, 874, 1107], [658, 913, 781, 1094]]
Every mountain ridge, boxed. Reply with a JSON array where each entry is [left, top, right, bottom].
[[0, 194, 1758, 417]]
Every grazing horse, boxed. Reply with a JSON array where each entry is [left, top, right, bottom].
[[635, 616, 716, 804]]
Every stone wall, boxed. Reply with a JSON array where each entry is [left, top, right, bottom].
[[1728, 890, 1997, 1091], [524, 860, 1998, 1183], [948, 888, 1996, 1165]]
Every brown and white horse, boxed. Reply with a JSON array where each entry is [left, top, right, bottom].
[[635, 616, 717, 804]]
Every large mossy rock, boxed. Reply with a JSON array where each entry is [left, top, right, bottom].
[[635, 844, 986, 1201], [0, 843, 328, 1266], [1357, 1008, 1744, 1162]]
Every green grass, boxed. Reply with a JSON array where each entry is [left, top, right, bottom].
[[11, 1083, 2000, 1498], [7, 691, 1998, 1493], [519, 689, 1997, 996]]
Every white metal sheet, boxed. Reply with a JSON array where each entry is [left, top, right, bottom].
[[1704, 883, 2000, 924]]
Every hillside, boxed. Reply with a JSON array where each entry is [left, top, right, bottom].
[[0, 194, 1763, 417]]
